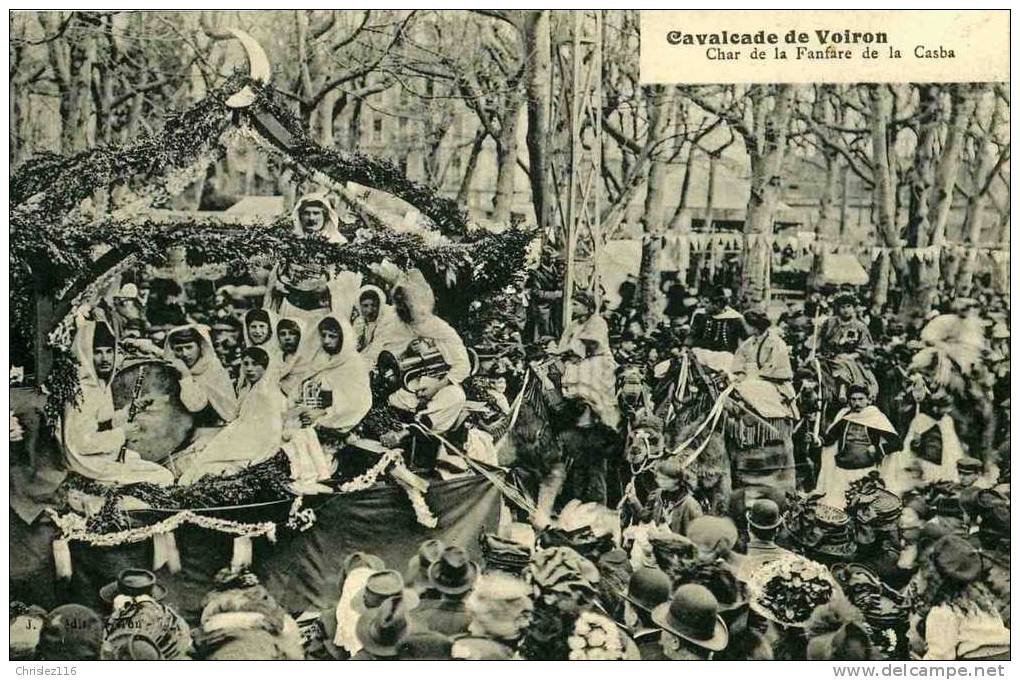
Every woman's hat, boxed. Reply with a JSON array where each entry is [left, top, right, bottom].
[[932, 535, 983, 584], [427, 547, 479, 596], [99, 568, 167, 603], [622, 567, 672, 615], [651, 583, 729, 652], [343, 551, 385, 576], [355, 596, 416, 658], [747, 499, 783, 531]]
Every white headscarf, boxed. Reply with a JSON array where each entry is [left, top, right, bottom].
[[292, 192, 347, 245], [164, 324, 238, 422], [299, 313, 372, 432]]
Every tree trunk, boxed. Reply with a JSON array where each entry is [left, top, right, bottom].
[[869, 85, 910, 305], [492, 96, 522, 223], [44, 12, 96, 155], [638, 85, 672, 328], [317, 89, 338, 148], [957, 88, 1005, 292], [456, 129, 487, 206], [740, 84, 794, 304], [903, 85, 940, 315], [523, 10, 552, 228], [704, 153, 719, 281]]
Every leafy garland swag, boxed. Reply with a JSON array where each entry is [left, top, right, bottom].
[[9, 76, 533, 418]]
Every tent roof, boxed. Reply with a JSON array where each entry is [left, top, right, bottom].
[[785, 252, 869, 285]]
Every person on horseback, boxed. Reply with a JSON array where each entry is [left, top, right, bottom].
[[819, 292, 874, 356], [687, 286, 746, 354]]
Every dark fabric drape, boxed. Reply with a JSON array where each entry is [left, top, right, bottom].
[[10, 474, 502, 622]]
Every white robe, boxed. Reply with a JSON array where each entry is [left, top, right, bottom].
[[177, 370, 286, 485], [60, 315, 173, 486], [283, 315, 372, 488], [880, 412, 963, 495], [815, 406, 897, 508]]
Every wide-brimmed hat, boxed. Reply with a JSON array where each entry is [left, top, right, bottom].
[[355, 596, 416, 658], [405, 539, 446, 588], [747, 499, 783, 531], [99, 568, 167, 603], [622, 567, 671, 615], [38, 604, 105, 661], [353, 570, 419, 614], [932, 535, 983, 584], [651, 584, 729, 652], [427, 547, 479, 596], [396, 631, 453, 660]]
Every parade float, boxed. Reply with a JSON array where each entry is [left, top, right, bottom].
[[9, 31, 535, 618]]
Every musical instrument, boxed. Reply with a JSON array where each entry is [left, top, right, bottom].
[[377, 346, 480, 392], [111, 360, 194, 463]]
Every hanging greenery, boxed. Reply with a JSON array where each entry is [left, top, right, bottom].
[[9, 76, 534, 422]]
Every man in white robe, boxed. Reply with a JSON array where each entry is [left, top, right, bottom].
[[61, 315, 173, 486]]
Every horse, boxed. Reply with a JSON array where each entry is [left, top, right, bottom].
[[655, 348, 797, 501]]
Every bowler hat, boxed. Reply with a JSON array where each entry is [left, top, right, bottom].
[[99, 568, 167, 603], [427, 547, 479, 596], [747, 499, 783, 531], [651, 583, 729, 652], [623, 567, 671, 614]]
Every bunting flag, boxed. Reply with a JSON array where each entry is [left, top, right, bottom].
[[656, 231, 1006, 269]]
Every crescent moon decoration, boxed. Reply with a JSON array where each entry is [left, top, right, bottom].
[[224, 28, 272, 109]]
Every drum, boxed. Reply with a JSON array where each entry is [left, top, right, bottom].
[[111, 360, 194, 463]]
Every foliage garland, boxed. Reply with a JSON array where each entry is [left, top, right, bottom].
[[9, 76, 534, 418]]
